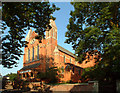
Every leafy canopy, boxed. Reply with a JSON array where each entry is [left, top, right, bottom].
[[65, 2, 120, 81], [6, 73, 17, 81], [1, 2, 59, 68], [37, 67, 60, 83]]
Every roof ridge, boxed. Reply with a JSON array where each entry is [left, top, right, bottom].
[[57, 45, 74, 54], [57, 45, 76, 58], [20, 63, 40, 71]]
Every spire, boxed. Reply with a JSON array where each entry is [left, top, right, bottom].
[[46, 19, 57, 40], [50, 19, 57, 29], [54, 46, 59, 53], [25, 29, 32, 42]]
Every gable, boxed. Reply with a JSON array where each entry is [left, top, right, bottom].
[[25, 29, 32, 42], [26, 29, 39, 44]]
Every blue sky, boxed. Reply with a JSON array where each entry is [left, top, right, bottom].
[[1, 2, 75, 76]]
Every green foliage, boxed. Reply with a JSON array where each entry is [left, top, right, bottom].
[[65, 2, 120, 82], [1, 2, 60, 68], [61, 67, 64, 73], [0, 74, 2, 81], [2, 77, 7, 89], [6, 73, 17, 81], [66, 80, 73, 83], [13, 78, 24, 89], [37, 72, 46, 80], [37, 67, 60, 83]]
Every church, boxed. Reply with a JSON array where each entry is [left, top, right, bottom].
[[17, 20, 99, 83]]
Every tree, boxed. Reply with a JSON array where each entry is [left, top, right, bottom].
[[2, 76, 7, 89], [6, 73, 17, 82], [65, 2, 120, 82], [6, 73, 17, 88], [1, 2, 59, 68], [37, 66, 60, 84]]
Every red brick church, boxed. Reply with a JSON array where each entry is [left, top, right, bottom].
[[17, 20, 99, 82]]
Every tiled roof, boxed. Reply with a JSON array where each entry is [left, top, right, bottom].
[[57, 45, 76, 58], [65, 63, 82, 69], [20, 63, 40, 70]]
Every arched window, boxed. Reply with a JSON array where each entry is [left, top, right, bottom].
[[37, 72, 41, 77], [37, 45, 39, 59], [53, 28, 54, 37], [87, 55, 90, 60], [70, 57, 71, 63], [26, 73, 29, 77], [64, 55, 66, 63], [72, 67, 74, 73], [32, 47, 34, 61], [23, 73, 25, 77], [48, 31, 49, 37], [66, 64, 71, 71], [31, 72, 33, 77], [28, 49, 30, 62], [61, 66, 64, 73], [19, 74, 22, 78], [55, 32, 57, 39], [78, 69, 81, 75]]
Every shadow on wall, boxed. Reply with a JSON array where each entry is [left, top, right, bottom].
[[65, 64, 83, 83], [49, 81, 98, 93], [18, 54, 62, 82], [32, 54, 61, 84], [70, 85, 93, 93]]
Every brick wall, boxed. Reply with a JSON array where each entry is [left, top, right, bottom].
[[18, 20, 100, 83]]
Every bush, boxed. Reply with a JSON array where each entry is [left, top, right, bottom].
[[66, 80, 73, 83], [2, 77, 7, 89], [37, 67, 60, 84]]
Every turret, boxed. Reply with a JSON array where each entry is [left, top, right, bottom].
[[45, 19, 58, 68]]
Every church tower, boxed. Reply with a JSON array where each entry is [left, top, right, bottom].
[[45, 19, 57, 68]]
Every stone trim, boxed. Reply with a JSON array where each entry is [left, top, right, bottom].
[[46, 36, 57, 40], [57, 45, 76, 58]]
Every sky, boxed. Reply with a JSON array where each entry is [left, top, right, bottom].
[[0, 2, 75, 76]]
